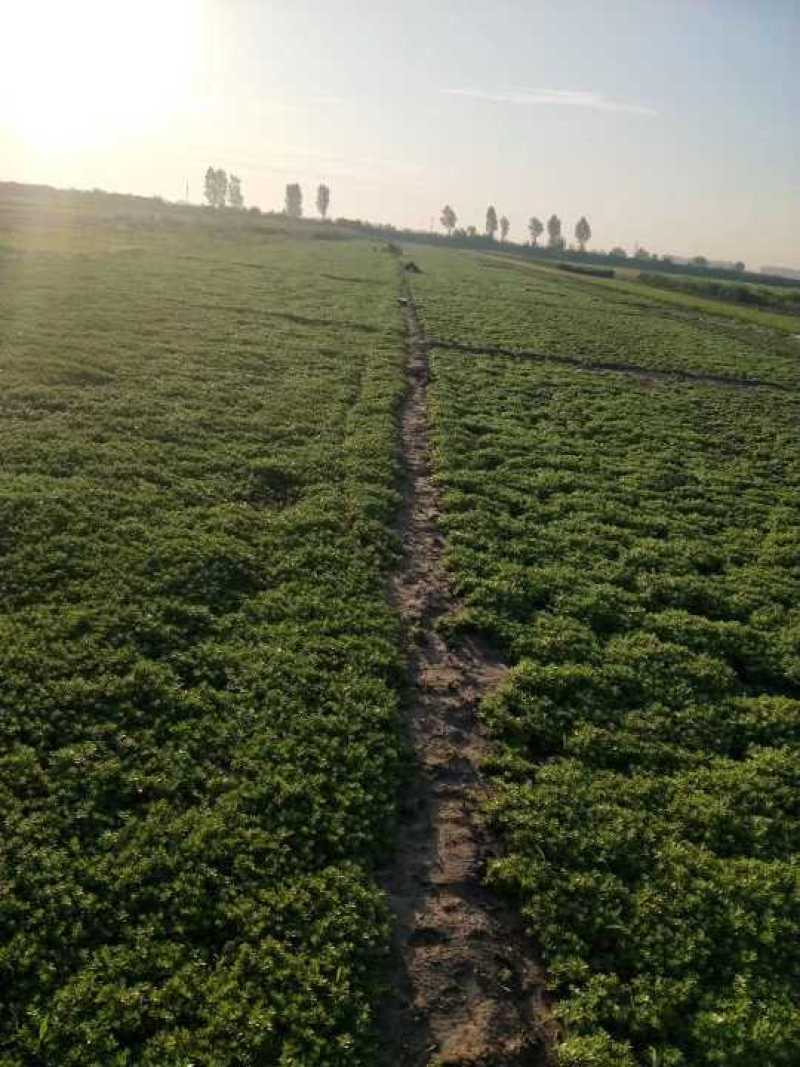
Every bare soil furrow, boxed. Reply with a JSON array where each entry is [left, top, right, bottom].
[[379, 281, 550, 1066]]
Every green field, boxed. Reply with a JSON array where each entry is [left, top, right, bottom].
[[1, 186, 799, 1066], [412, 248, 800, 384], [0, 189, 406, 1065], [413, 247, 800, 1065], [637, 270, 800, 316]]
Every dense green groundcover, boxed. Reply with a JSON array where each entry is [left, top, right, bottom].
[[427, 338, 800, 1063], [411, 247, 800, 386], [4, 187, 800, 1067], [0, 196, 406, 1065]]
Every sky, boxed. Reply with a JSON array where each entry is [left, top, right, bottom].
[[1, 0, 798, 269]]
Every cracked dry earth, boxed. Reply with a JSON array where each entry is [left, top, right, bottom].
[[379, 282, 551, 1067]]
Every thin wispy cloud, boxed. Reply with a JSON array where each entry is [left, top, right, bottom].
[[188, 143, 427, 184], [442, 87, 657, 117]]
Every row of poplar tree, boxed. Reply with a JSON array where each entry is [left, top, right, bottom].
[[203, 168, 244, 209], [203, 170, 589, 252], [440, 205, 592, 251], [203, 170, 332, 221], [283, 183, 331, 219]]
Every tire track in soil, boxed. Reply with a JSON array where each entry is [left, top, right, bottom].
[[379, 276, 551, 1067]]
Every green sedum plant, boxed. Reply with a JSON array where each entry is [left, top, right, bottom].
[[0, 194, 407, 1064], [421, 249, 800, 1066]]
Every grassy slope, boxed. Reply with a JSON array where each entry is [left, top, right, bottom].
[[412, 247, 800, 1066], [0, 196, 405, 1065]]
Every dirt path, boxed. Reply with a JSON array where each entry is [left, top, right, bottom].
[[379, 279, 550, 1066]]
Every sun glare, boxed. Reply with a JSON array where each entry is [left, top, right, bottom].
[[3, 0, 200, 154]]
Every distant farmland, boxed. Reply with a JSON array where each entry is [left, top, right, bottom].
[[1, 186, 799, 1066], [637, 269, 800, 316]]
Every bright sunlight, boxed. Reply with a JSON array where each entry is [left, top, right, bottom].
[[2, 0, 200, 154]]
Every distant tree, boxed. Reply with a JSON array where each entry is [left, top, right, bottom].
[[452, 227, 467, 239], [690, 255, 708, 267], [204, 167, 215, 207], [285, 183, 303, 218], [466, 225, 477, 237], [316, 183, 330, 219], [634, 247, 651, 260], [609, 246, 628, 258], [485, 205, 498, 240], [575, 216, 591, 252], [204, 166, 228, 208], [499, 215, 510, 242], [528, 216, 544, 246], [440, 204, 457, 236], [547, 214, 563, 250], [204, 165, 217, 206], [733, 260, 746, 272], [660, 254, 674, 264], [228, 174, 244, 209]]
